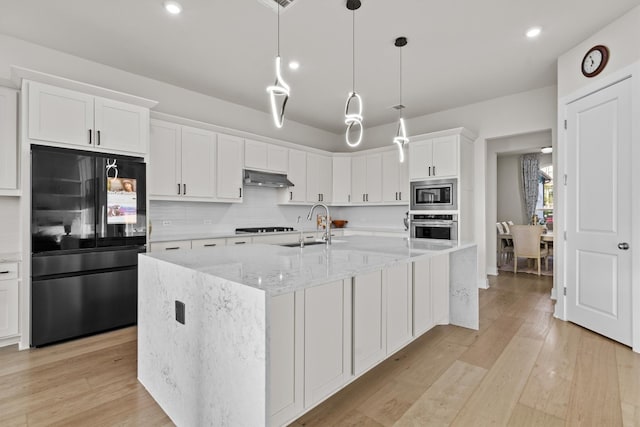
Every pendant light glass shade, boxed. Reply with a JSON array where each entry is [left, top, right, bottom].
[[266, 56, 290, 128], [392, 37, 408, 162], [267, 3, 289, 129], [345, 0, 363, 147]]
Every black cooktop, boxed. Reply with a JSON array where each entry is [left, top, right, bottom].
[[235, 226, 296, 234]]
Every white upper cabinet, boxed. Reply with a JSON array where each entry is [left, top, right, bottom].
[[149, 120, 181, 197], [332, 157, 351, 204], [180, 126, 216, 198], [245, 139, 288, 173], [27, 81, 149, 155], [409, 135, 457, 180], [382, 151, 409, 203], [286, 149, 307, 203], [216, 134, 244, 201], [352, 153, 382, 204], [306, 153, 332, 203], [149, 121, 216, 199], [0, 86, 18, 192]]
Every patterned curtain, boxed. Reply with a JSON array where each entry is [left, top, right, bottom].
[[521, 154, 539, 223]]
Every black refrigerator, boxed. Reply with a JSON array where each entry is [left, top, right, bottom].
[[31, 145, 147, 347]]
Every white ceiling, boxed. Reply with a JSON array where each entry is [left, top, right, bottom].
[[1, 0, 639, 133]]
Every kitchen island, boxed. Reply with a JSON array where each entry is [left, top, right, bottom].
[[138, 236, 478, 427]]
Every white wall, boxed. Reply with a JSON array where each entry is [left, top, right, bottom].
[[557, 6, 640, 98]]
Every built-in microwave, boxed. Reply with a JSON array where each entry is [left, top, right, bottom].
[[410, 178, 457, 211]]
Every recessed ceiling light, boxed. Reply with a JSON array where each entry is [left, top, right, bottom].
[[289, 61, 300, 70], [164, 1, 182, 15], [526, 27, 541, 38]]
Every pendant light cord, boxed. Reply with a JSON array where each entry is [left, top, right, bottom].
[[399, 46, 403, 118], [352, 7, 355, 92], [277, 2, 281, 56]]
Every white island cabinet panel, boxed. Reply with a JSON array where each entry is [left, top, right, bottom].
[[269, 292, 304, 426], [216, 134, 244, 201], [385, 263, 412, 354], [304, 279, 352, 409], [353, 270, 385, 376], [413, 257, 434, 336], [431, 253, 450, 325]]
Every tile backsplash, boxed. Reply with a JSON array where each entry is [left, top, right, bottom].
[[149, 186, 408, 240]]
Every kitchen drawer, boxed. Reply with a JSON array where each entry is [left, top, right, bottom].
[[252, 234, 300, 245], [149, 240, 192, 252], [226, 236, 252, 245], [192, 238, 227, 249], [0, 263, 18, 281]]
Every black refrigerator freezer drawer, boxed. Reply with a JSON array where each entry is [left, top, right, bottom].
[[31, 268, 137, 347]]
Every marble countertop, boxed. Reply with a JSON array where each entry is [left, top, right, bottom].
[[148, 227, 407, 243], [143, 236, 475, 295], [0, 252, 21, 263]]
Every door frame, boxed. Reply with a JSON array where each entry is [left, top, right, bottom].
[[556, 61, 640, 353]]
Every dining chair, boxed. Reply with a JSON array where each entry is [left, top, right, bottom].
[[510, 225, 550, 276], [496, 223, 513, 265]]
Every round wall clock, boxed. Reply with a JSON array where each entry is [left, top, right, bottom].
[[581, 45, 609, 78]]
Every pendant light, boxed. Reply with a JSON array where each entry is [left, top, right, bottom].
[[345, 0, 363, 147], [393, 37, 409, 162], [266, 2, 290, 129]]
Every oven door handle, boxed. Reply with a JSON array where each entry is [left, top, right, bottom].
[[412, 222, 454, 227]]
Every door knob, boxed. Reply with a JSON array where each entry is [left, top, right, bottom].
[[618, 242, 629, 250]]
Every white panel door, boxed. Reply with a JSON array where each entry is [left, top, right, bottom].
[[353, 271, 385, 375], [332, 157, 351, 204], [382, 150, 400, 202], [267, 144, 288, 173], [386, 263, 412, 354], [304, 280, 351, 408], [413, 257, 433, 336], [216, 134, 244, 200], [432, 135, 458, 178], [306, 153, 321, 202], [351, 155, 367, 203], [0, 87, 17, 190], [244, 139, 267, 170], [316, 154, 333, 202], [28, 81, 94, 147], [409, 139, 432, 180], [269, 292, 303, 426], [149, 120, 181, 197], [287, 149, 307, 202], [0, 278, 19, 338], [366, 153, 383, 202], [181, 126, 216, 198], [566, 78, 632, 346], [94, 97, 148, 154]]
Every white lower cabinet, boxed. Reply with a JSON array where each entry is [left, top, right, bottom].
[[304, 279, 352, 409], [353, 271, 385, 376], [0, 263, 19, 339], [149, 240, 192, 252], [385, 263, 413, 354], [191, 238, 226, 249], [269, 292, 304, 427], [413, 253, 450, 336]]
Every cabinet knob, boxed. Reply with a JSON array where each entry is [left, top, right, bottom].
[[618, 242, 630, 250]]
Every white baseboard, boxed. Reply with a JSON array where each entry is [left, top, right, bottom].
[[478, 278, 489, 289], [0, 334, 20, 349]]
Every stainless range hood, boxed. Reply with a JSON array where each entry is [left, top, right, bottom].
[[243, 169, 294, 188]]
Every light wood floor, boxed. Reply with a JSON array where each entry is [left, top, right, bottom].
[[1, 273, 638, 426]]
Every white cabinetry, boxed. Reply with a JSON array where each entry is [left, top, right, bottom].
[[409, 135, 457, 180], [353, 271, 385, 375], [27, 81, 148, 155], [413, 253, 450, 336], [332, 157, 351, 204], [216, 134, 244, 201], [382, 150, 409, 203], [0, 263, 19, 340], [269, 292, 304, 426], [0, 86, 18, 193], [149, 240, 192, 252], [285, 149, 307, 203], [304, 279, 352, 408], [306, 153, 332, 203], [149, 120, 216, 199], [191, 238, 226, 249], [385, 263, 413, 354], [351, 153, 382, 203], [244, 139, 288, 173]]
